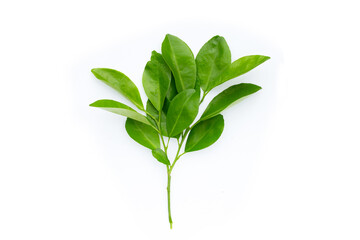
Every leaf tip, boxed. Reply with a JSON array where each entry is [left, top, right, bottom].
[[89, 100, 99, 107]]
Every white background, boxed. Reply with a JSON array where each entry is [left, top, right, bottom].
[[1, 0, 359, 239]]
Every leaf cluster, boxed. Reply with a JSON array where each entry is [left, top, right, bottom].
[[90, 34, 269, 166]]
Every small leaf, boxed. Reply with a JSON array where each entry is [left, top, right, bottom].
[[163, 74, 178, 114], [146, 100, 168, 136], [91, 68, 144, 110], [142, 51, 171, 111], [196, 36, 231, 91], [125, 118, 160, 150], [185, 115, 224, 152], [161, 34, 196, 92], [214, 55, 270, 88], [201, 83, 261, 121], [90, 99, 151, 126], [152, 148, 170, 165], [166, 89, 199, 137], [166, 74, 178, 101]]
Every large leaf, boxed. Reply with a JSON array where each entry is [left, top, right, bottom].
[[161, 34, 196, 92], [90, 99, 151, 126], [185, 114, 224, 152], [142, 51, 171, 111], [125, 118, 160, 150], [201, 83, 261, 121], [91, 68, 144, 110], [196, 36, 231, 92], [152, 148, 170, 165], [146, 100, 168, 136], [166, 89, 199, 137], [215, 55, 270, 88]]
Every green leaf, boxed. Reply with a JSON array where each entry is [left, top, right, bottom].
[[201, 83, 261, 121], [90, 99, 151, 126], [185, 115, 224, 152], [91, 68, 144, 110], [166, 73, 178, 101], [216, 55, 270, 88], [161, 34, 196, 92], [196, 36, 231, 92], [166, 89, 199, 137], [146, 100, 168, 136], [142, 51, 171, 111], [125, 118, 160, 150], [194, 74, 201, 98], [152, 148, 170, 165], [163, 74, 178, 114]]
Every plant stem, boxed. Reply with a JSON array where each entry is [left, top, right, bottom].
[[166, 166, 173, 229], [200, 90, 208, 104]]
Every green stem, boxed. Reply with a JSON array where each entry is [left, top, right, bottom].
[[166, 130, 188, 229], [200, 91, 208, 104], [166, 166, 173, 229]]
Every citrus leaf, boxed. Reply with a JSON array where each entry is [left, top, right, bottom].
[[125, 118, 160, 150], [161, 34, 196, 92], [166, 73, 178, 101], [152, 148, 170, 165], [166, 89, 199, 137], [201, 83, 261, 121], [143, 51, 171, 111], [90, 99, 151, 126], [196, 36, 231, 91], [185, 115, 224, 152], [91, 68, 144, 110], [212, 55, 270, 89]]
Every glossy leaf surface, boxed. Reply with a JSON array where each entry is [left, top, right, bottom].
[[185, 115, 224, 152], [90, 99, 151, 126], [125, 118, 160, 150], [166, 89, 199, 137], [217, 55, 270, 87], [91, 68, 144, 110], [201, 83, 261, 121], [152, 148, 170, 165], [161, 34, 196, 92], [196, 36, 231, 91], [142, 51, 171, 111]]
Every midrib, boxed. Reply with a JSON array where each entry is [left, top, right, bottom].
[[169, 93, 192, 135], [168, 39, 185, 90]]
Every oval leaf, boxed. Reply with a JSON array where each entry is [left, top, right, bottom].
[[142, 51, 171, 111], [166, 89, 199, 137], [90, 99, 151, 126], [91, 68, 144, 110], [161, 34, 196, 92], [125, 118, 160, 150], [185, 114, 224, 152], [152, 148, 170, 165], [196, 36, 231, 91], [215, 55, 270, 88], [201, 83, 261, 121]]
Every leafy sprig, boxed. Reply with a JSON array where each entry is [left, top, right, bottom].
[[90, 34, 270, 229]]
